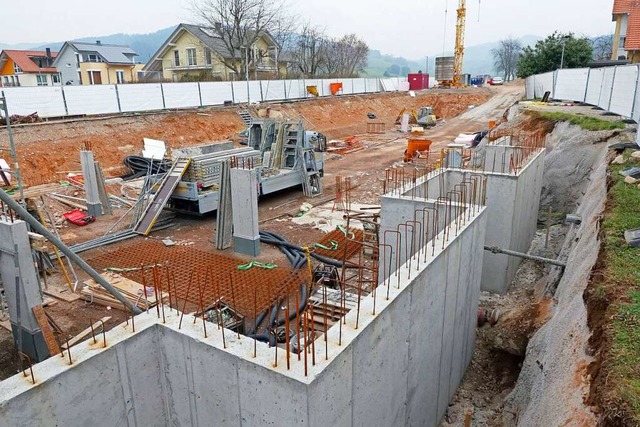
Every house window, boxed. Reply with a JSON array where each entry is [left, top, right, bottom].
[[52, 74, 61, 84], [187, 48, 197, 66], [87, 54, 100, 63], [206, 49, 212, 65], [88, 70, 102, 85], [78, 71, 83, 85], [116, 70, 125, 84], [13, 63, 22, 74], [2, 77, 8, 86], [36, 75, 48, 86], [174, 50, 180, 67]]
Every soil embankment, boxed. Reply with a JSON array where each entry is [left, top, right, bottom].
[[0, 89, 490, 186]]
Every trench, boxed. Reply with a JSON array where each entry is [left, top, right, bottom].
[[441, 108, 629, 426]]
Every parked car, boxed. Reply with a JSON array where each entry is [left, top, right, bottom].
[[491, 76, 504, 86]]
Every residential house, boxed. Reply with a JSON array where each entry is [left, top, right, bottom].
[[142, 23, 289, 82], [0, 49, 60, 87], [53, 41, 144, 85], [612, 0, 640, 62]]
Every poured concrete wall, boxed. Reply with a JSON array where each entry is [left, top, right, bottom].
[[0, 210, 486, 427], [413, 149, 545, 293], [482, 150, 545, 293]]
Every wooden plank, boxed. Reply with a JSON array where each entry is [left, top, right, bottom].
[[81, 271, 166, 310], [44, 288, 82, 303], [61, 316, 112, 349], [32, 305, 61, 356]]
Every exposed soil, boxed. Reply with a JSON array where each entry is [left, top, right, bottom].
[[0, 89, 490, 187]]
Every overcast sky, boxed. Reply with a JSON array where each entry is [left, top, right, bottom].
[[1, 0, 615, 58]]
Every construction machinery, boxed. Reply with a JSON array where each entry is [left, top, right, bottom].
[[404, 138, 433, 162], [452, 0, 467, 87], [153, 120, 326, 215], [395, 107, 437, 127]]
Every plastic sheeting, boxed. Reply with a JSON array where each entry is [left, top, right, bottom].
[[64, 85, 120, 115], [610, 65, 638, 118], [200, 81, 233, 106], [554, 68, 589, 102], [118, 84, 164, 112], [585, 68, 604, 106], [162, 83, 201, 109], [1, 86, 66, 117]]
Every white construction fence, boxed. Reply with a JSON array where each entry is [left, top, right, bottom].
[[525, 64, 640, 122], [0, 77, 408, 119]]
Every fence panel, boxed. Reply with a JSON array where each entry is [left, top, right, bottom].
[[353, 78, 367, 94], [554, 68, 589, 102], [117, 84, 164, 112], [533, 72, 554, 98], [525, 76, 535, 99], [64, 85, 120, 115], [199, 81, 233, 106], [231, 81, 249, 104], [1, 86, 67, 117], [284, 80, 304, 99], [585, 68, 604, 106], [599, 67, 616, 110], [610, 65, 638, 118], [162, 83, 201, 109], [366, 78, 380, 93], [261, 80, 287, 101], [320, 79, 333, 97]]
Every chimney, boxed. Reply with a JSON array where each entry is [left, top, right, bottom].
[[45, 48, 52, 59], [96, 40, 102, 46]]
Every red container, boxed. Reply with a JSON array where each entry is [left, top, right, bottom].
[[408, 73, 430, 90]]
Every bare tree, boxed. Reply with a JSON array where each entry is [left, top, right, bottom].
[[191, 0, 290, 75], [591, 35, 614, 60], [291, 22, 328, 77], [325, 34, 369, 77], [491, 37, 523, 81]]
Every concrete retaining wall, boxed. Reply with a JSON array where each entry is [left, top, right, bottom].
[[0, 205, 487, 427]]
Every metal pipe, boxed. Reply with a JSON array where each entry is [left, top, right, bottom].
[[484, 246, 566, 267], [0, 189, 143, 314]]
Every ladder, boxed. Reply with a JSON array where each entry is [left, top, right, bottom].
[[237, 110, 254, 128], [133, 158, 191, 236], [299, 146, 323, 197]]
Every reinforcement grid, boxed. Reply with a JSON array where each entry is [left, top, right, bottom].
[[313, 228, 364, 259], [86, 240, 305, 317]]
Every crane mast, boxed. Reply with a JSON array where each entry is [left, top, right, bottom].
[[453, 0, 466, 87]]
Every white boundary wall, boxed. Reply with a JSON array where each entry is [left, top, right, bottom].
[[525, 64, 640, 145], [525, 65, 640, 119], [0, 77, 407, 118]]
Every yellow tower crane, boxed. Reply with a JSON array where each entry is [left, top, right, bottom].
[[452, 0, 467, 87]]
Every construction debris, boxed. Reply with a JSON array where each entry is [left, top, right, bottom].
[[81, 271, 165, 311]]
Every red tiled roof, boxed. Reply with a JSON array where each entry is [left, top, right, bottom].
[[613, 0, 640, 50], [1, 50, 58, 73]]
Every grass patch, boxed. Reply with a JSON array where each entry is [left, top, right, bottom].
[[536, 111, 626, 131], [600, 155, 640, 424]]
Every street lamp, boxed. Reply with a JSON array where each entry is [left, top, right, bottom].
[[240, 46, 250, 104], [560, 36, 570, 69]]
